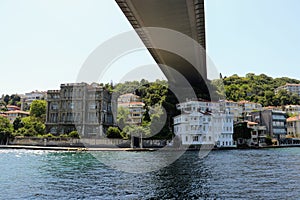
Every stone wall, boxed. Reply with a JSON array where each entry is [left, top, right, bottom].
[[10, 137, 167, 148]]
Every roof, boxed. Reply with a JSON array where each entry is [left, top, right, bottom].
[[119, 93, 140, 97], [118, 102, 145, 107], [4, 110, 30, 115], [287, 115, 300, 122], [238, 100, 259, 105], [7, 105, 21, 109], [0, 114, 7, 118], [247, 121, 258, 125], [284, 83, 300, 86]]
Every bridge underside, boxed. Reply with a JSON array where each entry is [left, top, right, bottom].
[[115, 0, 208, 88]]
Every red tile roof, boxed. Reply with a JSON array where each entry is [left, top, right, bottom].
[[287, 115, 300, 122]]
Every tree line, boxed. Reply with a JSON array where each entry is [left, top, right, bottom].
[[222, 73, 300, 106]]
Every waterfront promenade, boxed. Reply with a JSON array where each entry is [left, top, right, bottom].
[[0, 145, 162, 151]]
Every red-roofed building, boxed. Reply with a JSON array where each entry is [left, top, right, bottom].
[[118, 94, 145, 125], [0, 113, 8, 118], [4, 110, 29, 123], [287, 115, 300, 138], [7, 105, 21, 111]]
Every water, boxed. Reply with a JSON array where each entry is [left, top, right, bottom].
[[1, 148, 300, 199]]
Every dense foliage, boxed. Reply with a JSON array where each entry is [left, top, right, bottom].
[[222, 73, 300, 106], [114, 79, 176, 140], [8, 100, 47, 137], [30, 100, 46, 122], [233, 122, 252, 141], [0, 116, 13, 144], [106, 127, 123, 139]]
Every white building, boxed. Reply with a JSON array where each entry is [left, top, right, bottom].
[[238, 100, 262, 113], [173, 100, 236, 148], [221, 100, 242, 122], [21, 91, 46, 110], [285, 105, 300, 115], [118, 94, 145, 125], [275, 83, 300, 96]]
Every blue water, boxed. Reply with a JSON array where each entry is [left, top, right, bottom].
[[1, 148, 300, 199]]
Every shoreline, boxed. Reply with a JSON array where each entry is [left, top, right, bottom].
[[1, 144, 300, 152]]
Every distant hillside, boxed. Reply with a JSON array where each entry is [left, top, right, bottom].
[[223, 73, 300, 106]]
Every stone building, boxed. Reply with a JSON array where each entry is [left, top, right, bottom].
[[46, 83, 113, 137]]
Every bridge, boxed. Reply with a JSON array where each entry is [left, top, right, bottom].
[[115, 0, 207, 90]]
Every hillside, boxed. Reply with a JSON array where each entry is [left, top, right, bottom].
[[223, 73, 300, 106]]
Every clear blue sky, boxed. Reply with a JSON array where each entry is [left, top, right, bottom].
[[1, 0, 300, 95]]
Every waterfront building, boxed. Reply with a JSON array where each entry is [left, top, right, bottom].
[[173, 100, 236, 148], [46, 83, 113, 137], [275, 83, 300, 96], [234, 121, 267, 147], [287, 115, 300, 138], [249, 110, 287, 144], [4, 110, 29, 123], [246, 121, 267, 146]]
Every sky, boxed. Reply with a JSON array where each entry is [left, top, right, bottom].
[[1, 0, 300, 95]]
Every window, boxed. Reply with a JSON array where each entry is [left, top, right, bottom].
[[193, 136, 199, 141], [69, 102, 74, 109]]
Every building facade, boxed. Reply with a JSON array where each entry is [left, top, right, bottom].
[[285, 105, 300, 115], [4, 110, 29, 123], [24, 91, 46, 105], [46, 83, 113, 137], [250, 110, 287, 143], [287, 115, 300, 138], [173, 100, 235, 148], [275, 83, 300, 96], [117, 93, 145, 125]]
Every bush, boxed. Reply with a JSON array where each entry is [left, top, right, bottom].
[[68, 131, 80, 139], [265, 136, 273, 146], [106, 127, 122, 139], [44, 133, 55, 138]]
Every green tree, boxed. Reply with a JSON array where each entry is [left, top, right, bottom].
[[16, 116, 45, 136], [13, 117, 24, 131], [3, 95, 10, 105], [30, 100, 46, 122], [223, 73, 300, 106], [68, 131, 80, 138], [0, 116, 13, 144], [123, 125, 150, 138], [117, 107, 130, 129], [106, 127, 122, 139]]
